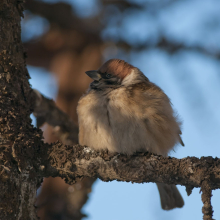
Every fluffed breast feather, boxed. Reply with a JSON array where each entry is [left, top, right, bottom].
[[77, 81, 183, 156]]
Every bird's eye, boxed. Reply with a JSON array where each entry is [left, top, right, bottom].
[[106, 73, 112, 78]]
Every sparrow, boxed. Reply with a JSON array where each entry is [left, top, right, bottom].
[[77, 59, 184, 210]]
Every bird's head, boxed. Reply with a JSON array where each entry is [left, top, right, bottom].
[[85, 59, 145, 89]]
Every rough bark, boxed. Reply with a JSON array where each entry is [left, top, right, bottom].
[[40, 143, 220, 190], [0, 1, 44, 219]]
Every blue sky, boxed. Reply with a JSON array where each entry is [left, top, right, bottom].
[[27, 0, 220, 219]]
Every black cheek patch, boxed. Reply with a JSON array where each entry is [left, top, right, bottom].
[[104, 77, 120, 85]]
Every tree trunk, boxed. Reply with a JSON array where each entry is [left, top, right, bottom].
[[0, 1, 40, 219]]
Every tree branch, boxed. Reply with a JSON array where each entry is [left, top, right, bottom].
[[41, 143, 220, 190], [32, 89, 78, 145], [117, 38, 220, 60]]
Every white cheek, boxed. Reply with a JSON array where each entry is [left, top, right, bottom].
[[121, 69, 142, 86]]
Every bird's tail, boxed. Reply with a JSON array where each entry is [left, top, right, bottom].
[[156, 183, 184, 210]]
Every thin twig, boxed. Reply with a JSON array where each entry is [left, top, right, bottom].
[[201, 180, 214, 220]]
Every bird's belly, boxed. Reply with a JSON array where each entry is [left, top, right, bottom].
[[80, 116, 148, 154], [78, 97, 153, 155]]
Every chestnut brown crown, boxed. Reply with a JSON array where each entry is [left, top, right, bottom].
[[98, 59, 134, 80]]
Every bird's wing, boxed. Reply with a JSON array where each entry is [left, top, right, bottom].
[[129, 81, 185, 148]]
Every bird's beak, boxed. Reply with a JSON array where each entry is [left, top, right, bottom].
[[85, 70, 101, 81]]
